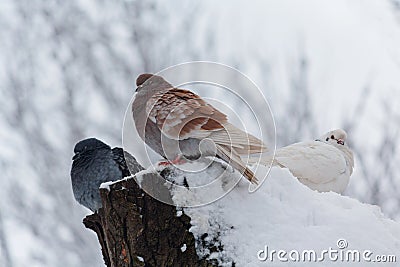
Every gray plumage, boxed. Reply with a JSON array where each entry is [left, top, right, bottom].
[[70, 138, 143, 211]]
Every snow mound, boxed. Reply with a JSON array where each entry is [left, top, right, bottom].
[[171, 164, 400, 266]]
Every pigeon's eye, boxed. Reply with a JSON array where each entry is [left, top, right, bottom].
[[331, 135, 335, 139], [326, 137, 329, 141]]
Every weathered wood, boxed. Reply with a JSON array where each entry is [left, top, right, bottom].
[[83, 170, 216, 267]]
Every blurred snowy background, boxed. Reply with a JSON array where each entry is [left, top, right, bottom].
[[1, 0, 399, 266]]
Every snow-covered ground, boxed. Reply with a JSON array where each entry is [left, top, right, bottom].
[[156, 163, 400, 266]]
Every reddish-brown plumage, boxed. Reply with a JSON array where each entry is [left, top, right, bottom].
[[132, 73, 267, 184], [146, 88, 227, 139], [136, 73, 153, 86], [201, 118, 223, 130]]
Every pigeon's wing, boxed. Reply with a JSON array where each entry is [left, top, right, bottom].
[[146, 88, 228, 140], [146, 88, 266, 154], [111, 147, 144, 177], [273, 141, 347, 184]]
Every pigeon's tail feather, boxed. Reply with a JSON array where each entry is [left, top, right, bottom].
[[215, 144, 258, 185], [209, 123, 268, 155]]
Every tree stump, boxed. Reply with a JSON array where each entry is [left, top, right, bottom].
[[83, 170, 216, 267]]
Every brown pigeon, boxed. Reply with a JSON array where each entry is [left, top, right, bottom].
[[132, 74, 267, 184]]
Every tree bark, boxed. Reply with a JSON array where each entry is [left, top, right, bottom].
[[83, 169, 215, 267]]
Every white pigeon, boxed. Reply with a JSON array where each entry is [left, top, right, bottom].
[[252, 129, 354, 193]]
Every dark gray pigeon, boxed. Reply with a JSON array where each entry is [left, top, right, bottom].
[[70, 138, 143, 211]]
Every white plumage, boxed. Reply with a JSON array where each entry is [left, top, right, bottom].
[[253, 129, 354, 193]]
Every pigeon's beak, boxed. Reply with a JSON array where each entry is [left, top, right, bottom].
[[72, 153, 80, 160], [337, 139, 344, 145], [135, 85, 142, 92]]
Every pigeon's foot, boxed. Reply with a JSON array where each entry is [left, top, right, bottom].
[[158, 155, 186, 166]]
